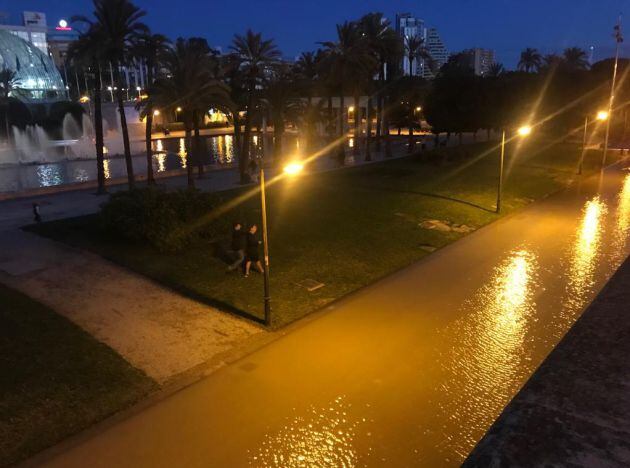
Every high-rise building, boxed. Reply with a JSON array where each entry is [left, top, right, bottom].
[[423, 28, 448, 79], [395, 13, 427, 77], [460, 48, 496, 76], [0, 11, 49, 54]]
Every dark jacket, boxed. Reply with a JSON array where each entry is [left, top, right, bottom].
[[246, 232, 260, 257], [231, 229, 246, 251]]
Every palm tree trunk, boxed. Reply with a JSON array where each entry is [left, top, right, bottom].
[[93, 62, 106, 194], [273, 112, 283, 161], [145, 62, 155, 185], [184, 120, 194, 189], [384, 92, 392, 158], [193, 109, 204, 178], [375, 67, 384, 151], [114, 65, 134, 189], [338, 91, 346, 166], [408, 105, 414, 154], [353, 93, 360, 157], [233, 112, 241, 163], [240, 89, 254, 183], [365, 96, 373, 161], [327, 94, 333, 141]]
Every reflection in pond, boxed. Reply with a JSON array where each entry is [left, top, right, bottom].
[[178, 138, 187, 168], [439, 248, 538, 457], [563, 196, 607, 317], [248, 396, 365, 467], [36, 164, 64, 187], [103, 159, 111, 179]]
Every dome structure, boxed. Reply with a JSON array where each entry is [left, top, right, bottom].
[[0, 30, 66, 103]]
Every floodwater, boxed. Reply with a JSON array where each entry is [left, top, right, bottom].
[[43, 166, 630, 468]]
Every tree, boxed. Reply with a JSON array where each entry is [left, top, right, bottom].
[[487, 62, 504, 77], [295, 51, 322, 150], [319, 21, 374, 164], [358, 12, 400, 159], [0, 68, 21, 143], [563, 47, 590, 71], [73, 0, 149, 190], [68, 23, 107, 194], [518, 48, 542, 73], [263, 63, 297, 162], [131, 32, 170, 185], [403, 35, 432, 77], [230, 29, 281, 183], [151, 38, 232, 188]]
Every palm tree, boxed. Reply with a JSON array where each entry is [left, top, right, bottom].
[[131, 32, 170, 185], [68, 24, 108, 194], [151, 38, 232, 188], [263, 64, 298, 162], [358, 13, 403, 153], [73, 0, 148, 190], [404, 35, 432, 77], [0, 68, 21, 145], [518, 47, 542, 73], [563, 47, 589, 71], [230, 29, 281, 183], [487, 62, 504, 77], [295, 51, 321, 149], [320, 21, 373, 164]]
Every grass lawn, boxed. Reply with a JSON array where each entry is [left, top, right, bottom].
[[31, 140, 615, 327], [0, 284, 155, 467]]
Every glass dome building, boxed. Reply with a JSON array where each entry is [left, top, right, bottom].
[[0, 30, 65, 102]]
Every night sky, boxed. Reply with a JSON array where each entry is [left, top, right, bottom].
[[1, 0, 628, 68]]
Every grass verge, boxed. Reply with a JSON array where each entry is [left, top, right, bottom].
[[30, 140, 615, 327], [0, 284, 155, 467]]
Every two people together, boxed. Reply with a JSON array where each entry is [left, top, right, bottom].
[[226, 221, 264, 277]]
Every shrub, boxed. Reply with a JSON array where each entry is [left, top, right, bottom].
[[99, 187, 226, 252]]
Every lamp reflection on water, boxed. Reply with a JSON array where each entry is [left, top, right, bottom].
[[439, 248, 538, 456], [564, 196, 607, 315], [178, 138, 187, 168], [103, 159, 111, 179], [248, 396, 365, 467]]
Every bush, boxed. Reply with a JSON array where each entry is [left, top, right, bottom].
[[99, 187, 227, 252]]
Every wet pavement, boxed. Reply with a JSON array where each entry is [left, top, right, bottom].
[[463, 256, 630, 467], [34, 164, 630, 467]]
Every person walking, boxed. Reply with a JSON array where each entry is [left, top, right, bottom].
[[226, 222, 246, 272], [244, 224, 264, 277]]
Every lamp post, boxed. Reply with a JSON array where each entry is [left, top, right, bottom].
[[578, 110, 608, 175], [259, 161, 304, 326], [496, 125, 531, 213]]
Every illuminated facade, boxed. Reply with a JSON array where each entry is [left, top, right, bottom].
[[0, 30, 65, 102]]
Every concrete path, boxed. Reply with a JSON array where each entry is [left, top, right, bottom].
[[30, 163, 630, 467], [463, 257, 630, 467]]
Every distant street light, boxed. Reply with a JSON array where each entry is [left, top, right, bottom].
[[153, 109, 160, 116], [258, 161, 304, 326], [496, 126, 532, 213], [578, 110, 608, 175]]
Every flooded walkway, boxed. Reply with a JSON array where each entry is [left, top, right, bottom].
[[37, 164, 630, 467]]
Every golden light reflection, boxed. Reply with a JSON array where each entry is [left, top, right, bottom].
[[564, 196, 607, 315], [178, 138, 187, 168], [155, 139, 164, 153], [157, 153, 166, 172], [611, 173, 630, 262], [348, 138, 354, 148], [248, 396, 364, 467], [439, 248, 538, 456], [224, 134, 234, 164], [103, 159, 111, 179]]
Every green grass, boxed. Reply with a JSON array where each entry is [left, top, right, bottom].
[[31, 140, 616, 327], [0, 284, 155, 467]]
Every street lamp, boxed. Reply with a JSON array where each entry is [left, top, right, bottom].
[[496, 126, 532, 213], [259, 161, 304, 326], [578, 110, 608, 175]]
